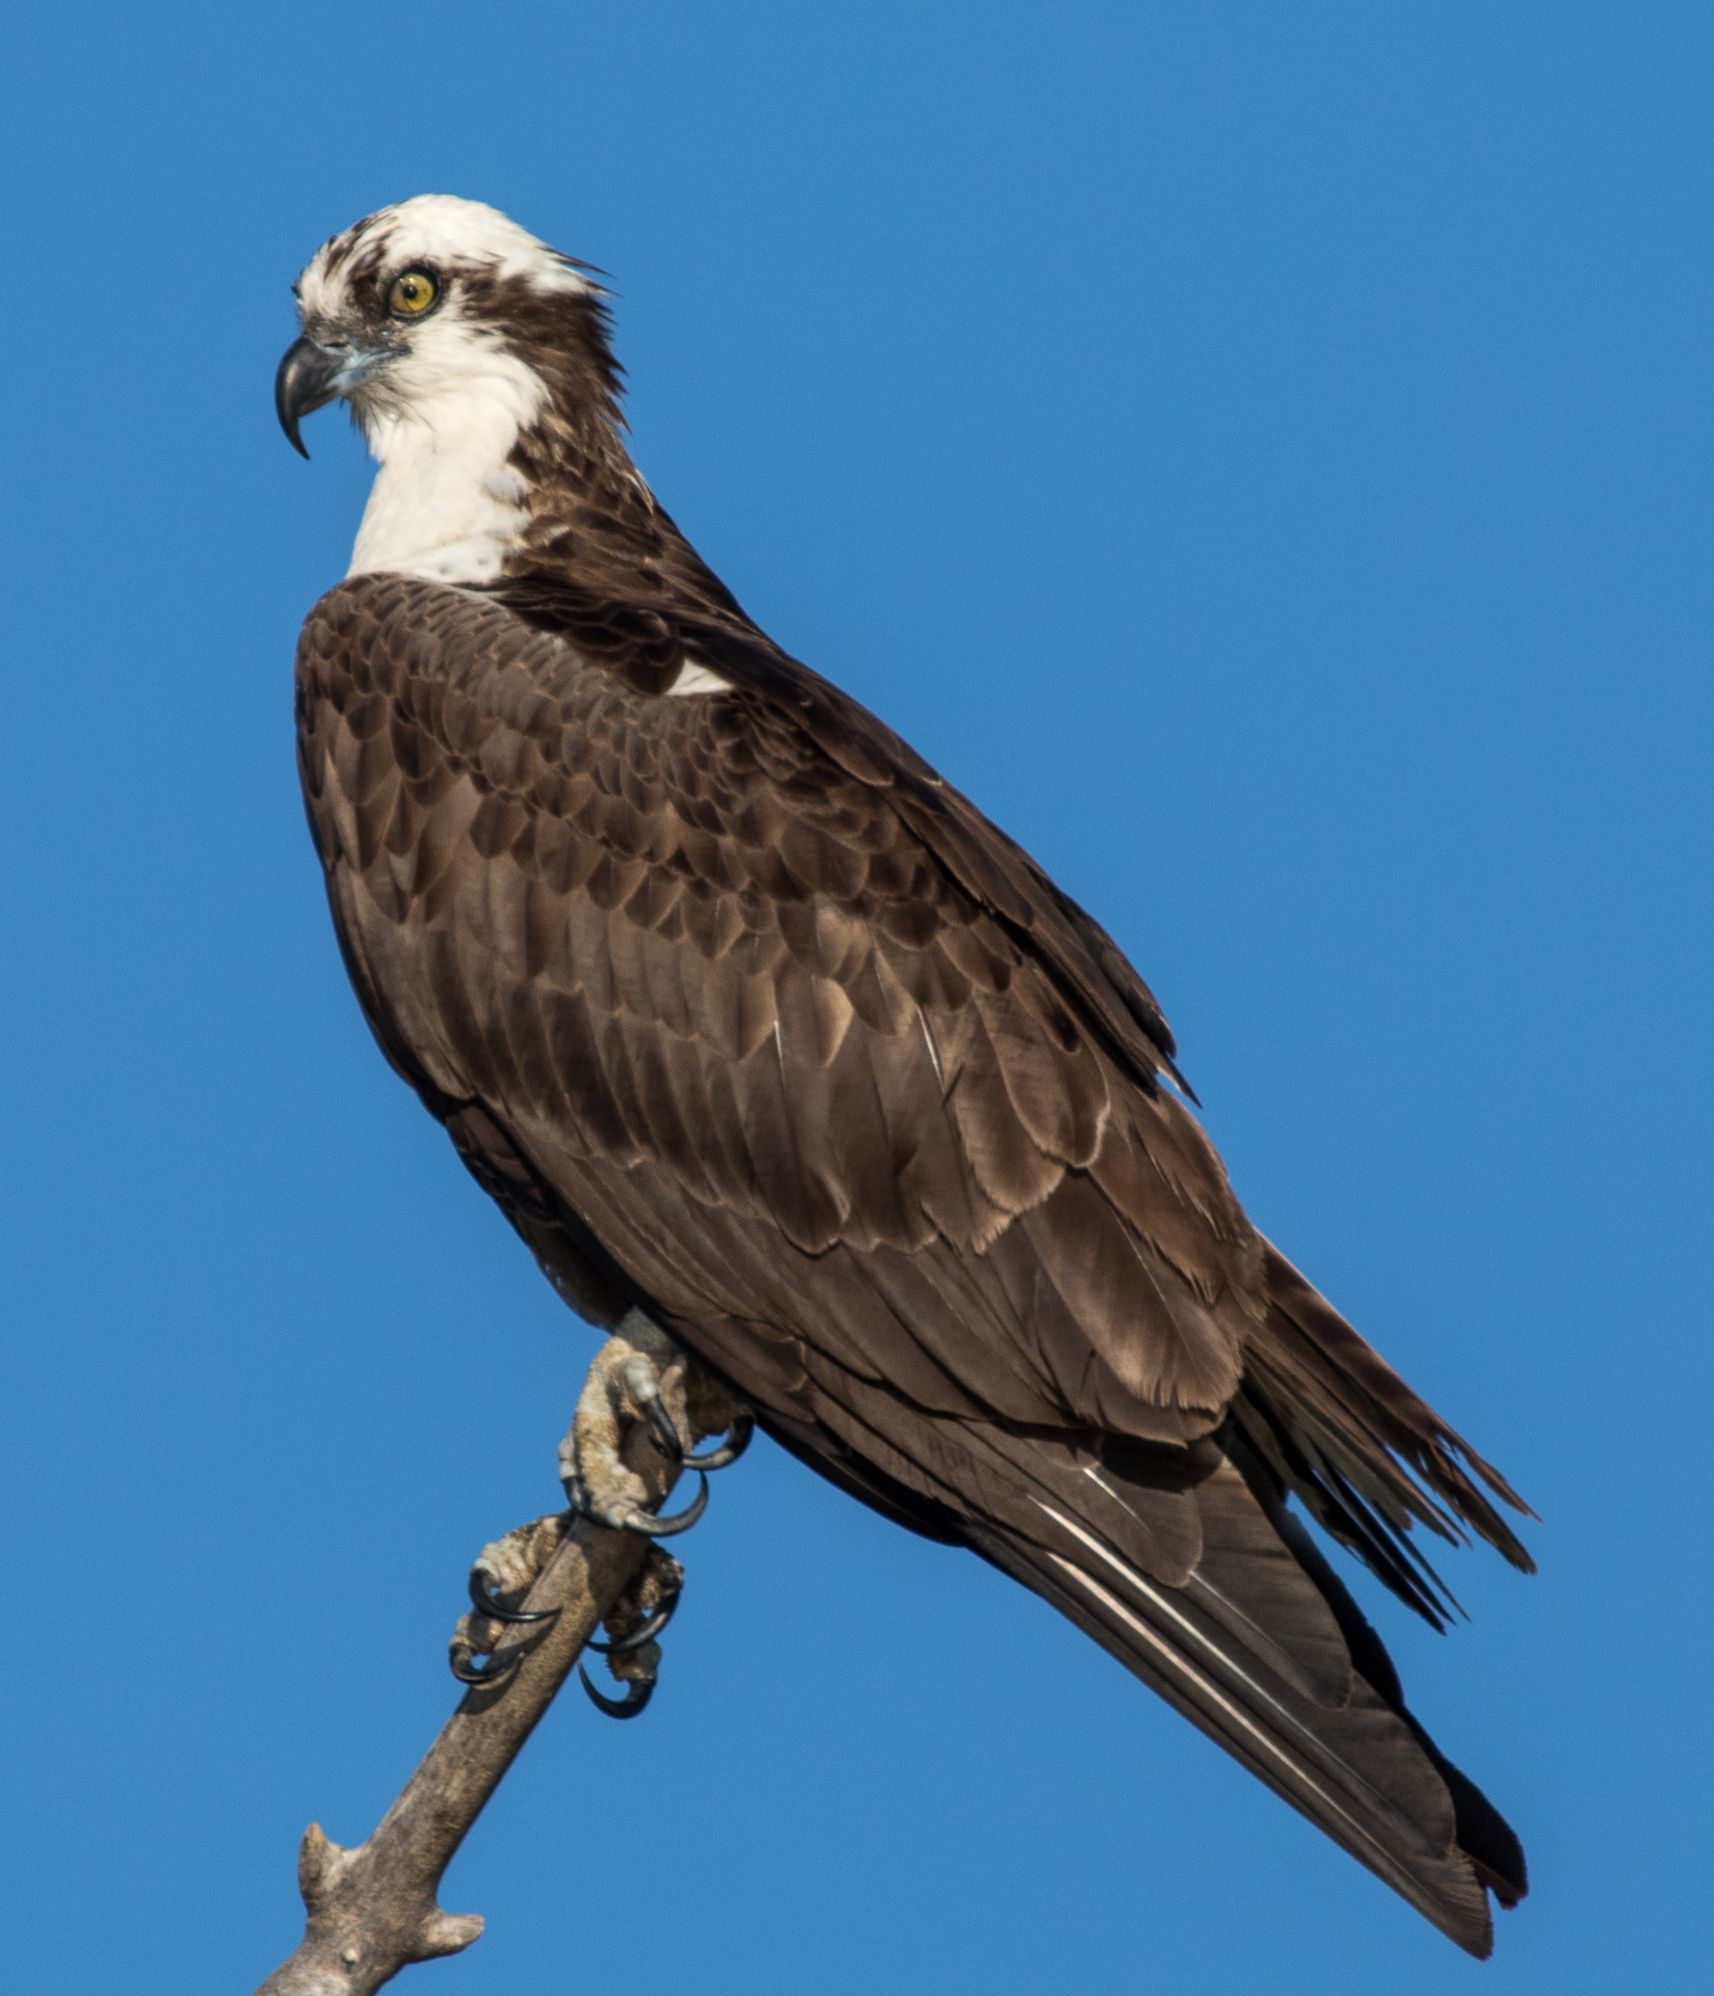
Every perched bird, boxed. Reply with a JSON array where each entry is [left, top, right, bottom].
[[277, 195, 1532, 1956]]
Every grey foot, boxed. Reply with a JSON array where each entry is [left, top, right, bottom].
[[558, 1310, 750, 1536], [445, 1312, 750, 1695], [449, 1511, 569, 1687]]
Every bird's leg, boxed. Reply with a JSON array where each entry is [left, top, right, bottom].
[[448, 1311, 750, 1695], [558, 1308, 752, 1536]]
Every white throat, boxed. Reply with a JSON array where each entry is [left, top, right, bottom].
[[346, 353, 545, 585]]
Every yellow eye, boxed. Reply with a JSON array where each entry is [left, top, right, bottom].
[[388, 268, 440, 317]]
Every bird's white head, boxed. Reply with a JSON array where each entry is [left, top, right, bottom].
[[277, 195, 620, 585]]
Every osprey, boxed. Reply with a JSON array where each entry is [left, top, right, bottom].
[[277, 195, 1531, 1955]]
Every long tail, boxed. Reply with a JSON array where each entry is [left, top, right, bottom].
[[1230, 1241, 1536, 1628]]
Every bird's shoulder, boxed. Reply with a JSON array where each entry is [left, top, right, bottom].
[[295, 566, 1185, 1101]]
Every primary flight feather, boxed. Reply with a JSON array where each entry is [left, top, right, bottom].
[[278, 194, 1532, 1956]]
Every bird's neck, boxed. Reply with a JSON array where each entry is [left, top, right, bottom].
[[347, 381, 544, 586], [347, 378, 749, 642], [346, 380, 662, 597]]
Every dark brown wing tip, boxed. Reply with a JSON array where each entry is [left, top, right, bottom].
[[1421, 1433, 1539, 1573]]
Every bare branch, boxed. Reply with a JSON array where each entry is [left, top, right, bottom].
[[254, 1419, 679, 1996]]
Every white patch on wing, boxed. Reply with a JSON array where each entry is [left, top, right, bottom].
[[664, 658, 731, 696]]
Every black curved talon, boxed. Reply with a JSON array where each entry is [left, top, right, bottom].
[[450, 1644, 524, 1688], [578, 1660, 655, 1720], [468, 1569, 557, 1626], [641, 1392, 685, 1466], [685, 1412, 754, 1473], [586, 1588, 681, 1656], [621, 1470, 709, 1538]]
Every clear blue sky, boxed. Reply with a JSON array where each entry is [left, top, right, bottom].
[[5, 5, 1708, 1990]]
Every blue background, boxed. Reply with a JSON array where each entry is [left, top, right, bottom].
[[5, 5, 1707, 1990]]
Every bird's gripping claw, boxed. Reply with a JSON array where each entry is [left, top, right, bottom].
[[450, 1511, 567, 1689], [447, 1311, 751, 1714], [558, 1310, 752, 1536]]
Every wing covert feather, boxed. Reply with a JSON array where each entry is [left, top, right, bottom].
[[296, 573, 1251, 1439]]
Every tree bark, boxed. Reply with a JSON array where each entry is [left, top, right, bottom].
[[253, 1426, 678, 1995]]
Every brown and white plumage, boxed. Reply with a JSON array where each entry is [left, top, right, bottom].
[[281, 196, 1533, 1955]]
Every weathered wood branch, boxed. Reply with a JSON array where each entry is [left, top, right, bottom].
[[253, 1418, 679, 1996]]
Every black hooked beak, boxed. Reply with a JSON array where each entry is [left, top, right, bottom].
[[274, 335, 379, 458]]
